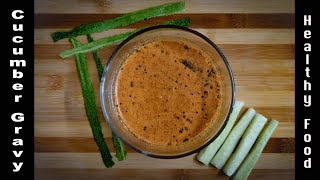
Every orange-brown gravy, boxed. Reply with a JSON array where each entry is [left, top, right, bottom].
[[115, 40, 222, 147]]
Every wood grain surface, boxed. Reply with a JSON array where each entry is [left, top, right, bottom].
[[35, 0, 295, 179]]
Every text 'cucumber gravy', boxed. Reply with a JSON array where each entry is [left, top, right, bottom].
[[115, 40, 222, 148]]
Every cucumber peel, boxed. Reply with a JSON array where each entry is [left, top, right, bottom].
[[60, 18, 191, 58], [86, 34, 127, 161], [51, 2, 185, 42], [69, 38, 114, 167]]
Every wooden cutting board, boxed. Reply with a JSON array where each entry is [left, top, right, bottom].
[[34, 0, 295, 179]]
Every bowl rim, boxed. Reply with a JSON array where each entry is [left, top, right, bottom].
[[100, 25, 236, 159]]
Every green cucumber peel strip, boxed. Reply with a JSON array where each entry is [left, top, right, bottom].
[[69, 38, 114, 167], [86, 34, 104, 79], [60, 18, 191, 58], [223, 113, 267, 176], [86, 34, 127, 161], [112, 132, 127, 161], [197, 101, 244, 165], [233, 119, 279, 180], [51, 2, 185, 42], [210, 108, 256, 169]]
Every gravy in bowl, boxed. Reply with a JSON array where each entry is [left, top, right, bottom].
[[115, 40, 222, 149]]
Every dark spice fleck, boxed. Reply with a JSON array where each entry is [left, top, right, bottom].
[[179, 129, 184, 133], [130, 82, 134, 87], [186, 118, 192, 123], [183, 138, 189, 142], [144, 126, 147, 131], [184, 45, 189, 50], [181, 59, 194, 70]]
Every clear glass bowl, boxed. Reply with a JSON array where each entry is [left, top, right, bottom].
[[100, 25, 235, 158]]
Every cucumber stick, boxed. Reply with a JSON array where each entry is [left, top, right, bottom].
[[233, 119, 279, 180], [51, 2, 185, 42], [210, 108, 256, 169], [197, 101, 244, 165], [223, 114, 267, 176]]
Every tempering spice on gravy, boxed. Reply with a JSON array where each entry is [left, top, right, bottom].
[[115, 40, 222, 147]]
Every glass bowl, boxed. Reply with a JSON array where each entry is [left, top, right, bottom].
[[100, 25, 235, 158]]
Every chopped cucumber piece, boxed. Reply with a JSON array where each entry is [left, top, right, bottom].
[[210, 108, 256, 169], [233, 119, 279, 180], [197, 101, 244, 165], [223, 113, 267, 176]]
